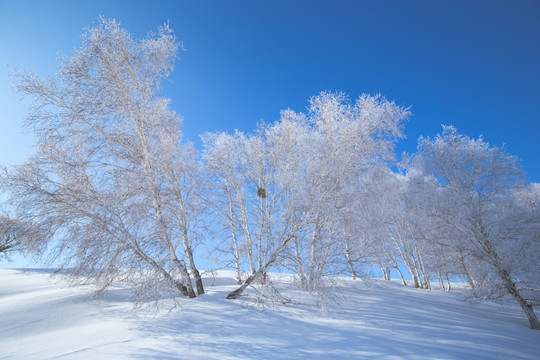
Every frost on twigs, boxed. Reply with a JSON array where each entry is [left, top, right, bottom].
[[240, 277, 292, 311], [204, 91, 410, 303], [4, 17, 205, 302], [291, 274, 342, 315]]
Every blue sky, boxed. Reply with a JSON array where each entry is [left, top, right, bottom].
[[1, 1, 539, 267]]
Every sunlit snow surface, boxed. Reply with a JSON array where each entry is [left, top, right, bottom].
[[1, 269, 539, 359]]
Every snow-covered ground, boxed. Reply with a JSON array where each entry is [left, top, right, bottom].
[[1, 269, 539, 359]]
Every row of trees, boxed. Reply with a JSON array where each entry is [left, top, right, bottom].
[[365, 128, 540, 329], [1, 18, 538, 329]]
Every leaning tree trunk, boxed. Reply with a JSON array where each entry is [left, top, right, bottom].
[[498, 268, 540, 330], [227, 232, 295, 299], [148, 177, 197, 298], [172, 258, 197, 298], [395, 266, 407, 286], [227, 269, 263, 299], [131, 240, 196, 298]]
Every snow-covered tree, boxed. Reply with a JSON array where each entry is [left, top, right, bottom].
[[0, 215, 26, 260], [367, 170, 430, 288], [203, 116, 315, 299], [203, 91, 409, 299], [2, 18, 204, 299], [412, 125, 540, 329]]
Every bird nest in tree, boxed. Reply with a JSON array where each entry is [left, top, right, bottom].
[[257, 187, 267, 199]]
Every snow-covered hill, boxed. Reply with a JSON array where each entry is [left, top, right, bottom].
[[1, 269, 539, 359]]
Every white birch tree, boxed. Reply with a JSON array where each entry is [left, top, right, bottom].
[[203, 92, 409, 299], [0, 214, 35, 260], [412, 125, 540, 329], [2, 18, 204, 299]]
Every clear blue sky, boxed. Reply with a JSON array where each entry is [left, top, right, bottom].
[[1, 1, 539, 266]]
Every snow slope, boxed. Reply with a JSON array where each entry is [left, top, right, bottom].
[[1, 269, 539, 359]]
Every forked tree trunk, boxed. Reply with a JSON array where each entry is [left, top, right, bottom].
[[182, 229, 204, 295], [438, 272, 446, 291], [149, 186, 197, 298], [128, 238, 196, 298], [172, 259, 197, 298], [445, 272, 452, 292], [380, 265, 391, 280], [158, 267, 193, 298], [227, 231, 298, 299]]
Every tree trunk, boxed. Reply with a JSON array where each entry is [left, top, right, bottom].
[[395, 266, 407, 286], [498, 268, 540, 330], [173, 280, 194, 298], [380, 265, 391, 280], [293, 236, 308, 288], [459, 254, 476, 289], [227, 271, 259, 299], [233, 237, 242, 284], [182, 229, 205, 295], [192, 269, 204, 296], [350, 266, 358, 280], [344, 239, 357, 280], [172, 259, 196, 298], [226, 188, 243, 284], [127, 238, 196, 298], [414, 245, 430, 289], [231, 229, 242, 284], [227, 214, 310, 299], [238, 199, 257, 274], [521, 303, 540, 330], [149, 186, 197, 298], [438, 272, 446, 291], [445, 272, 452, 292], [227, 229, 300, 299]]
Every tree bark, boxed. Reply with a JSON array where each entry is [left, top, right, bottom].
[[227, 228, 302, 299], [459, 254, 476, 289], [227, 270, 261, 299], [444, 272, 452, 292], [344, 238, 357, 280], [438, 272, 446, 291], [172, 259, 196, 298], [181, 229, 204, 295], [395, 266, 407, 286], [192, 269, 205, 296], [498, 268, 540, 330]]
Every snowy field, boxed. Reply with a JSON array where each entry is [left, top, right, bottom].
[[1, 269, 539, 360]]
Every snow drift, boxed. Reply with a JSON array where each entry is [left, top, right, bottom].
[[1, 269, 539, 359]]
